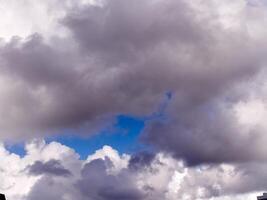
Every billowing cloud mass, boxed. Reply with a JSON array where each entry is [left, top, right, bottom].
[[1, 0, 267, 164], [27, 159, 72, 177], [0, 141, 265, 200], [1, 0, 267, 199]]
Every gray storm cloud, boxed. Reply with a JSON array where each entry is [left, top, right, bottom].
[[1, 0, 267, 166], [27, 159, 72, 177], [76, 158, 145, 200]]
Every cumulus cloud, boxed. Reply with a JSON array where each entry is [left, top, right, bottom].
[[0, 0, 267, 165], [128, 151, 156, 171], [0, 0, 66, 40], [27, 159, 72, 177], [2, 0, 267, 199], [0, 141, 267, 200], [1, 1, 267, 199], [0, 0, 99, 40], [77, 158, 145, 200], [0, 140, 80, 200]]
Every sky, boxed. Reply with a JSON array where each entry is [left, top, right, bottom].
[[1, 0, 267, 199]]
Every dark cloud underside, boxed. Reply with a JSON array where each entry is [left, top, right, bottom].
[[0, 0, 267, 166]]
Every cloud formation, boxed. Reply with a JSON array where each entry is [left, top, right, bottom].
[[1, 0, 267, 165], [1, 1, 267, 199], [27, 159, 72, 177], [0, 141, 266, 200]]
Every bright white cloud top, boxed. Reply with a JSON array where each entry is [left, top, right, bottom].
[[0, 141, 263, 200], [0, 0, 267, 199]]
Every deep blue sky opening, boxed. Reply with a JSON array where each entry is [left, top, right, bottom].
[[7, 92, 172, 159], [50, 115, 146, 159]]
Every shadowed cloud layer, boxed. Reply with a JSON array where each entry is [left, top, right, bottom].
[[1, 141, 267, 200], [27, 159, 72, 177], [1, 0, 267, 167]]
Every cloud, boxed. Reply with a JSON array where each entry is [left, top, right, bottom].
[[2, 0, 267, 199], [0, 140, 80, 200], [1, 0, 267, 165], [85, 145, 130, 172], [62, 0, 267, 165], [0, 0, 100, 40], [128, 151, 156, 171], [143, 69, 267, 165], [1, 141, 267, 200], [0, 0, 71, 40], [77, 158, 145, 200], [27, 159, 72, 177]]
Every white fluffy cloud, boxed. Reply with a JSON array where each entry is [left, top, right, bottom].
[[0, 141, 266, 200], [0, 140, 81, 200], [0, 0, 98, 40]]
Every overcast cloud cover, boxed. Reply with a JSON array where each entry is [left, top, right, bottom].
[[1, 0, 267, 199]]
